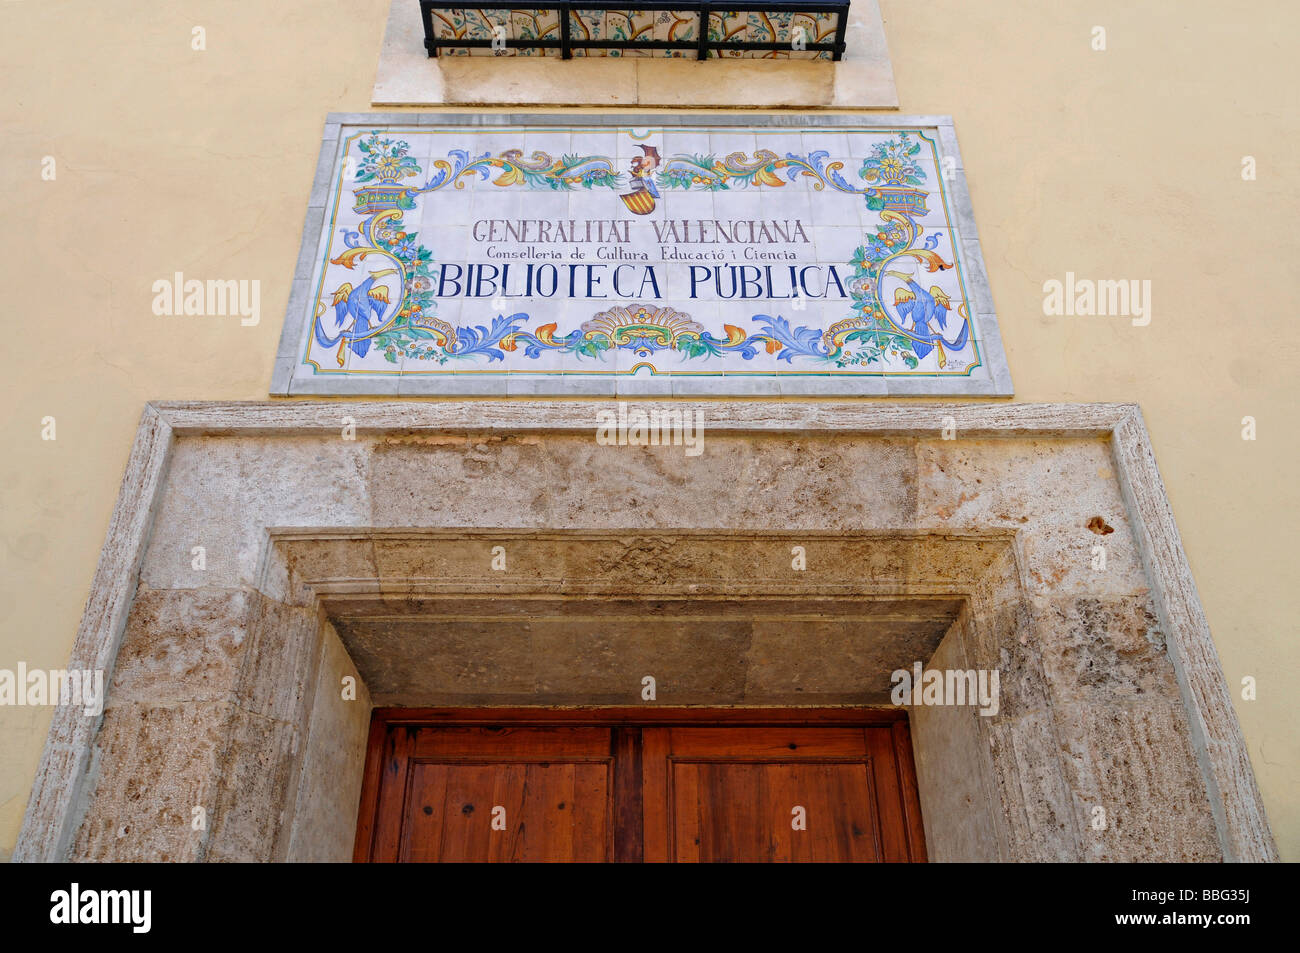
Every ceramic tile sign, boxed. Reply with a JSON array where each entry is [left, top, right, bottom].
[[272, 115, 1012, 395]]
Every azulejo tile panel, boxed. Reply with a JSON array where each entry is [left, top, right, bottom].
[[431, 8, 563, 56], [423, 7, 831, 57], [709, 11, 837, 60], [274, 114, 1012, 396]]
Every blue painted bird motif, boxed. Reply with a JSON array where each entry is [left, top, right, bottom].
[[314, 269, 398, 364], [884, 269, 969, 361]]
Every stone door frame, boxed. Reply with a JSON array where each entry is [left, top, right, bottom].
[[14, 401, 1277, 862]]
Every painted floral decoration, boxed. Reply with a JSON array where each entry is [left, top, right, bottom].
[[356, 134, 422, 184], [859, 132, 925, 186]]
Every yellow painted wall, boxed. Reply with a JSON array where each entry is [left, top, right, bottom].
[[1, 0, 1295, 860]]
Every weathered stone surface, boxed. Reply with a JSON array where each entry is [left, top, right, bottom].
[[1057, 701, 1221, 862], [205, 707, 301, 863], [71, 702, 228, 862], [325, 539, 969, 707], [108, 587, 255, 707], [743, 616, 958, 703], [236, 437, 373, 533], [319, 531, 1006, 599], [285, 622, 372, 863], [139, 437, 373, 591], [983, 600, 1055, 723], [136, 439, 245, 591], [530, 619, 754, 705], [278, 536, 379, 607], [335, 616, 535, 703], [366, 435, 919, 532], [87, 584, 325, 862], [34, 420, 1260, 862], [634, 59, 833, 107], [1033, 595, 1183, 703], [910, 615, 1004, 862], [231, 595, 321, 726], [916, 438, 1150, 598], [986, 711, 1080, 862]]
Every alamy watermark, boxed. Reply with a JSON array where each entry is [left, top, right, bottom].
[[0, 663, 104, 716], [891, 662, 1000, 716], [50, 883, 150, 933], [1042, 272, 1151, 326], [595, 402, 705, 456], [151, 272, 260, 326]]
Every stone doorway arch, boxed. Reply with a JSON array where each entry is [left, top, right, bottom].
[[14, 401, 1277, 862]]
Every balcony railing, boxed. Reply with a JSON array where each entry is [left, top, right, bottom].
[[419, 3, 851, 60]]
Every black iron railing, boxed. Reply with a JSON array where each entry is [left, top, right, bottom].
[[419, 2, 850, 60]]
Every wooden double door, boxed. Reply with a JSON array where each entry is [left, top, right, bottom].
[[355, 709, 927, 863]]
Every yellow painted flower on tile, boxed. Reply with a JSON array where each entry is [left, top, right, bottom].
[[878, 158, 904, 180]]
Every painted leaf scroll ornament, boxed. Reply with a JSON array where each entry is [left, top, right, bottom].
[[318, 180, 451, 367], [829, 139, 974, 370]]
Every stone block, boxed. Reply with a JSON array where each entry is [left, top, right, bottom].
[[1056, 701, 1220, 862], [108, 587, 256, 707], [71, 702, 228, 862]]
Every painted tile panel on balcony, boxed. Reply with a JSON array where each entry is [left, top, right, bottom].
[[709, 11, 837, 59], [421, 5, 842, 57]]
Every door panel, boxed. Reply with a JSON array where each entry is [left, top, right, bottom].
[[660, 725, 870, 759], [409, 725, 610, 759], [365, 726, 613, 863], [403, 761, 610, 862], [356, 711, 927, 863], [642, 724, 924, 863], [671, 762, 880, 862]]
